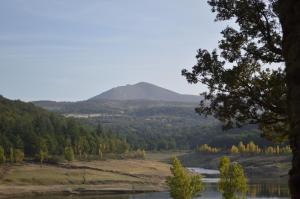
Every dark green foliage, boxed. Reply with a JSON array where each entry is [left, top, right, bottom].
[[0, 96, 130, 159], [35, 98, 275, 150], [182, 0, 287, 142], [78, 108, 272, 150]]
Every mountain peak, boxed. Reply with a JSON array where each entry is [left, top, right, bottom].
[[89, 82, 200, 103]]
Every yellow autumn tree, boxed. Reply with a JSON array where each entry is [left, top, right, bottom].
[[230, 145, 239, 154]]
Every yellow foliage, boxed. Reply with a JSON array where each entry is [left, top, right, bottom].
[[197, 144, 220, 153], [230, 145, 239, 154]]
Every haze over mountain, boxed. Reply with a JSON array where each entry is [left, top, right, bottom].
[[89, 82, 201, 103]]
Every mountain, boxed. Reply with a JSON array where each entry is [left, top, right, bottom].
[[89, 82, 201, 103]]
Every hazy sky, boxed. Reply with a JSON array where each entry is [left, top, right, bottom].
[[0, 0, 226, 101]]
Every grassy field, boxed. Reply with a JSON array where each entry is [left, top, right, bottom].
[[0, 159, 171, 198]]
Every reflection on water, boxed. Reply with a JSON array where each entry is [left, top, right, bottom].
[[19, 182, 289, 199], [248, 183, 290, 198]]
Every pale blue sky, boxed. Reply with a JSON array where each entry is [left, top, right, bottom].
[[0, 0, 226, 101]]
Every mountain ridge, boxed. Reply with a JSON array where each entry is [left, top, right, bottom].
[[89, 82, 201, 103]]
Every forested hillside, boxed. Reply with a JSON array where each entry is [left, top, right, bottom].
[[0, 95, 129, 158], [34, 99, 273, 150]]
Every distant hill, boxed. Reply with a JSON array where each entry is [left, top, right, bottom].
[[89, 82, 201, 103]]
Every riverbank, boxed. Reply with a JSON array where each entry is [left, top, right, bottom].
[[177, 152, 291, 180], [0, 159, 171, 198]]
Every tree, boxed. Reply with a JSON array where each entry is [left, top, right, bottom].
[[238, 142, 246, 153], [182, 0, 286, 141], [76, 136, 89, 159], [64, 147, 75, 162], [9, 148, 14, 163], [14, 149, 24, 163], [37, 138, 48, 166], [230, 145, 239, 154], [38, 150, 47, 166], [0, 146, 5, 163], [218, 156, 248, 199], [166, 157, 204, 199], [182, 1, 300, 197], [277, 1, 300, 197]]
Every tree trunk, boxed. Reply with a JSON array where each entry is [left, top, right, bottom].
[[279, 0, 300, 198]]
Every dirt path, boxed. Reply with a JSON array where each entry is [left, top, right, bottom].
[[54, 163, 147, 180]]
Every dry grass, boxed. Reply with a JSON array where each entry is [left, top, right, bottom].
[[0, 159, 171, 188]]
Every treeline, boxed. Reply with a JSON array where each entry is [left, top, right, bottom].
[[196, 141, 292, 155], [197, 144, 220, 153], [230, 141, 292, 155], [0, 96, 131, 162]]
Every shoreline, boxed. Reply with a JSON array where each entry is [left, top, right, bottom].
[[0, 184, 166, 199]]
